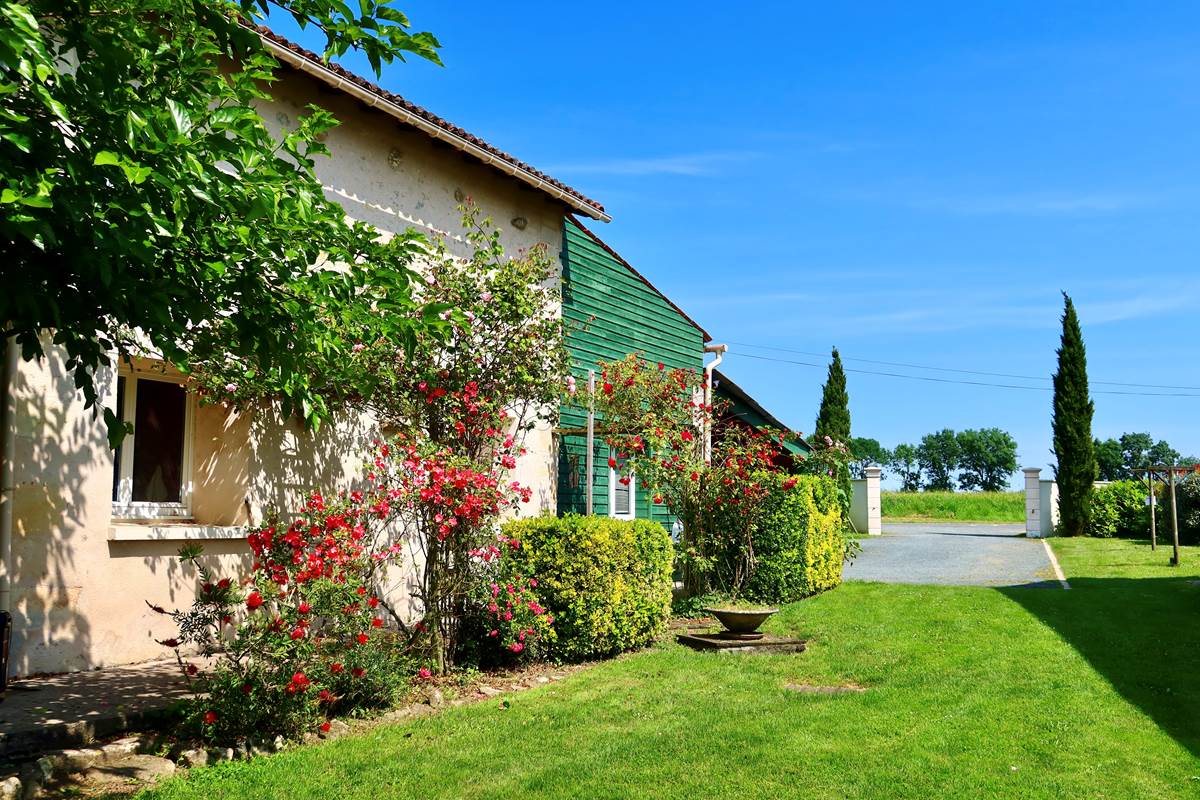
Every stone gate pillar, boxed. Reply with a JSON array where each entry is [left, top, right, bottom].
[[1023, 467, 1043, 537]]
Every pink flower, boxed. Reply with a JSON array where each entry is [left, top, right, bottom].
[[480, 291, 493, 303], [224, 383, 237, 393], [509, 642, 524, 653], [352, 343, 366, 353]]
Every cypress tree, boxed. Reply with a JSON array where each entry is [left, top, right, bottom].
[[1052, 292, 1095, 536], [814, 347, 851, 444]]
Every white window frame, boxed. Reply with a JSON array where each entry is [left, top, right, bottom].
[[111, 365, 196, 521], [608, 465, 636, 520]]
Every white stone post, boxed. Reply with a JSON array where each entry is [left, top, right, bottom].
[[850, 467, 883, 535], [1023, 467, 1043, 537], [863, 467, 882, 535]]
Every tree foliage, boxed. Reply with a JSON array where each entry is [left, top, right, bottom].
[[1052, 292, 1095, 536], [918, 428, 959, 491], [814, 347, 851, 443], [0, 0, 442, 443], [848, 436, 889, 479], [955, 428, 1018, 491], [1094, 432, 1185, 481], [889, 443, 922, 491]]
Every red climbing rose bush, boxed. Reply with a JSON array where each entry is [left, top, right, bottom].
[[590, 354, 797, 596], [151, 489, 416, 744]]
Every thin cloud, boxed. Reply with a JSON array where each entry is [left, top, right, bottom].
[[544, 151, 759, 177]]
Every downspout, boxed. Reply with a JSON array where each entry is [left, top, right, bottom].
[[0, 336, 16, 614], [702, 344, 728, 463]]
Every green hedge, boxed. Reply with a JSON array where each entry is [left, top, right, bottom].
[[745, 474, 845, 603], [1087, 480, 1149, 538], [501, 514, 673, 661]]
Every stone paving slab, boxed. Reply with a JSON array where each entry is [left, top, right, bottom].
[[843, 522, 1060, 588], [0, 657, 195, 763]]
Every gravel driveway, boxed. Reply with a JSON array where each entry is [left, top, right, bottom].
[[842, 522, 1060, 587]]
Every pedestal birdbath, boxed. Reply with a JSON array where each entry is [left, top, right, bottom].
[[676, 606, 806, 654], [702, 606, 779, 640]]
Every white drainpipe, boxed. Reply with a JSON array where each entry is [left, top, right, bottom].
[[702, 343, 728, 463], [0, 337, 16, 613]]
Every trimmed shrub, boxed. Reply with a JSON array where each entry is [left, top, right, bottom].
[[1087, 480, 1149, 538], [501, 515, 673, 661], [745, 474, 845, 603]]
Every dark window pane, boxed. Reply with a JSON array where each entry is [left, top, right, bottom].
[[131, 379, 186, 503], [111, 376, 125, 501]]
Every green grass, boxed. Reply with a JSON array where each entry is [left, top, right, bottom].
[[882, 490, 1024, 522], [138, 538, 1200, 799], [1050, 536, 1200, 579]]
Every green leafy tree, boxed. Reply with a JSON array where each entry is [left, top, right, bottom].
[[1052, 293, 1095, 536], [0, 0, 442, 443], [889, 443, 922, 492], [918, 428, 959, 491], [1118, 432, 1155, 475], [1146, 439, 1182, 470], [813, 347, 851, 444], [1094, 437, 1124, 481], [848, 436, 889, 479], [955, 428, 1018, 491]]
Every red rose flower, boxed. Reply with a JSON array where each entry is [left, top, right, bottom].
[[203, 710, 218, 725], [246, 591, 264, 610]]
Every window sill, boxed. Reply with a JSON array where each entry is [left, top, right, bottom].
[[108, 523, 246, 542]]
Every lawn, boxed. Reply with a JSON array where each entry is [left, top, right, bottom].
[[882, 490, 1024, 522], [139, 538, 1200, 799]]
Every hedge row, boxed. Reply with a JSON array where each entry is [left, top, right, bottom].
[[501, 514, 673, 661], [745, 473, 845, 603]]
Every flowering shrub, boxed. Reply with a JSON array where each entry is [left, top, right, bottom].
[[590, 354, 796, 596], [151, 491, 415, 744], [470, 541, 555, 660]]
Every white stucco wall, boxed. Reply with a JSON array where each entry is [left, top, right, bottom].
[[5, 68, 570, 676]]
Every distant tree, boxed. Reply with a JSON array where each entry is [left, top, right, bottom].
[[813, 347, 851, 444], [848, 437, 890, 479], [1147, 439, 1182, 469], [918, 429, 960, 491], [1052, 292, 1095, 536], [1094, 437, 1124, 481], [1118, 432, 1155, 474], [956, 428, 1018, 491], [890, 443, 922, 492]]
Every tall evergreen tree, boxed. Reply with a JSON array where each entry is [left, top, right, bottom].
[[814, 347, 851, 444], [1052, 292, 1096, 536]]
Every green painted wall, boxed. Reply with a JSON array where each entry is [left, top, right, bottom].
[[557, 219, 705, 526]]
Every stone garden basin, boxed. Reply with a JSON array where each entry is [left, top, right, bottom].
[[702, 607, 779, 638]]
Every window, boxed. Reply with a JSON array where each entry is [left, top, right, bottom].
[[608, 464, 636, 520], [111, 368, 194, 519]]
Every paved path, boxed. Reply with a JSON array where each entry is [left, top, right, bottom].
[[0, 657, 200, 761], [843, 522, 1061, 587]]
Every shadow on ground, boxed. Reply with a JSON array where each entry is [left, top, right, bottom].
[[1001, 576, 1200, 759]]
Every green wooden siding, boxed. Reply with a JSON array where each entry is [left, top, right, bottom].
[[557, 219, 705, 526]]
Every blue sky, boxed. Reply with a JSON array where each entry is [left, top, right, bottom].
[[275, 2, 1200, 484]]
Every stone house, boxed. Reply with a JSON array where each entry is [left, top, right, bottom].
[[0, 27, 607, 678]]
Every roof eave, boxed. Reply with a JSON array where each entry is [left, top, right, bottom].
[[259, 34, 611, 223]]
